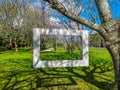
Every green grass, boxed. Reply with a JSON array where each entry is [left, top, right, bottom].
[[40, 48, 82, 60], [0, 47, 114, 90]]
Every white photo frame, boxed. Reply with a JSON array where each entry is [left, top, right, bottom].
[[33, 28, 89, 68]]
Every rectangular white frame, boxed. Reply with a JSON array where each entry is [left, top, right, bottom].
[[33, 28, 89, 68]]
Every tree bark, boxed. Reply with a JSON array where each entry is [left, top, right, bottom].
[[9, 37, 13, 50], [106, 43, 120, 90], [95, 0, 120, 88], [103, 28, 120, 90], [94, 0, 114, 23], [118, 25, 120, 90], [14, 37, 18, 52], [119, 27, 120, 90]]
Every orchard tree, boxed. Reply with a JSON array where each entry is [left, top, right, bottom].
[[43, 0, 120, 90], [0, 0, 49, 51], [90, 33, 104, 47], [0, 0, 28, 51]]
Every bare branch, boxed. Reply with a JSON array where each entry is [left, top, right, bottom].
[[44, 0, 105, 34]]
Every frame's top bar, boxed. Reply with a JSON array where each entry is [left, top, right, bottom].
[[33, 28, 87, 35]]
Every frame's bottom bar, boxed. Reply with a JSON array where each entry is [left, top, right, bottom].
[[33, 60, 89, 68]]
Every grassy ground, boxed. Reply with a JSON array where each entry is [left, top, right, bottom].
[[41, 48, 82, 60], [0, 48, 114, 90]]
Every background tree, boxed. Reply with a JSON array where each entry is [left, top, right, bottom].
[[0, 0, 50, 52], [89, 33, 105, 48], [0, 0, 28, 51]]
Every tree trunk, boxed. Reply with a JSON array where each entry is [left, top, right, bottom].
[[119, 29, 120, 90], [95, 0, 120, 89], [15, 43, 18, 52], [9, 37, 13, 50], [106, 44, 120, 90], [105, 29, 120, 90], [14, 38, 18, 52]]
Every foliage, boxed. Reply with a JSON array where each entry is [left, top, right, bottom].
[[0, 48, 114, 90], [89, 33, 105, 47]]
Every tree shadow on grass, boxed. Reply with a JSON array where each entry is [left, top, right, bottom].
[[0, 58, 114, 90], [36, 74, 77, 87], [0, 58, 77, 90], [0, 58, 38, 90], [36, 60, 114, 90]]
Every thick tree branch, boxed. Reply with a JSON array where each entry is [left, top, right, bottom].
[[44, 0, 105, 34], [94, 0, 114, 23]]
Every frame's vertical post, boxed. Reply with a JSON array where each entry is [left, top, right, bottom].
[[82, 30, 89, 66], [33, 28, 40, 68]]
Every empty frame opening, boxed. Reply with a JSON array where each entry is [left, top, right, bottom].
[[40, 35, 82, 60]]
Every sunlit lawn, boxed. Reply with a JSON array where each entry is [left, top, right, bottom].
[[41, 48, 82, 60], [0, 47, 114, 90]]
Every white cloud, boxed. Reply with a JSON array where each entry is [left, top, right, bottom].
[[49, 17, 61, 27], [49, 17, 60, 22]]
